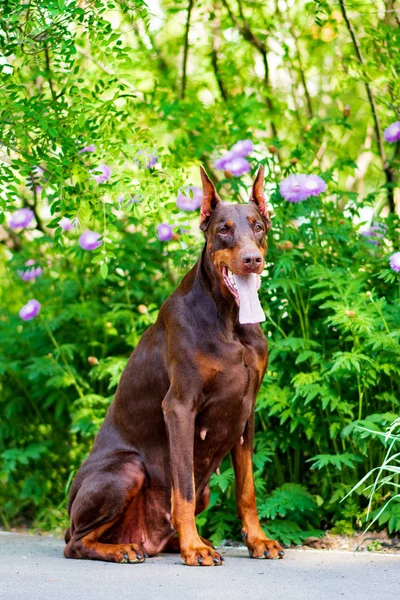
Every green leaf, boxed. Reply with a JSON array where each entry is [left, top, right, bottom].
[[100, 263, 108, 279]]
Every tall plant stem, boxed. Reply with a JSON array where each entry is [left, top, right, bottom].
[[210, 5, 228, 101], [44, 44, 57, 103], [42, 319, 84, 399], [8, 370, 44, 421], [180, 0, 194, 100], [339, 0, 395, 213], [357, 374, 363, 420], [222, 0, 278, 139], [265, 313, 287, 339], [293, 35, 313, 119]]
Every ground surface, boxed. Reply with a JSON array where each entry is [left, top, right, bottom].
[[1, 532, 399, 600]]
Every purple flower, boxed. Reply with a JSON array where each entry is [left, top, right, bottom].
[[9, 208, 35, 229], [176, 186, 202, 211], [302, 174, 327, 196], [91, 164, 111, 184], [136, 150, 158, 169], [157, 223, 173, 241], [389, 252, 400, 272], [384, 122, 400, 143], [78, 144, 96, 154], [214, 138, 253, 173], [59, 217, 74, 232], [79, 230, 102, 251], [214, 153, 251, 176], [18, 266, 42, 281], [214, 150, 237, 171], [224, 156, 251, 177], [279, 174, 326, 203], [19, 299, 41, 321], [146, 154, 157, 169], [230, 139, 254, 157], [360, 222, 387, 246]]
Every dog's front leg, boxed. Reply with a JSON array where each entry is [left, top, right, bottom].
[[232, 410, 284, 560], [162, 390, 222, 567]]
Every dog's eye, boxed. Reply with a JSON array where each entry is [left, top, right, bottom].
[[254, 224, 264, 232], [218, 226, 229, 235]]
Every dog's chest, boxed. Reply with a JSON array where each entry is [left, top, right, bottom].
[[195, 337, 265, 455]]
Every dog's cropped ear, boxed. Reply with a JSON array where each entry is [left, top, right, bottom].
[[200, 166, 221, 231], [250, 165, 271, 231]]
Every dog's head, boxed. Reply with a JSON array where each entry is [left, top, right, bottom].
[[199, 166, 271, 320]]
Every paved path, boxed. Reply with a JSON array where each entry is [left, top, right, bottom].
[[0, 532, 399, 600]]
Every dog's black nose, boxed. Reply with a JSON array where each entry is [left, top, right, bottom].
[[241, 251, 263, 270]]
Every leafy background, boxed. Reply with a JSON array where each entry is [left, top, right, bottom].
[[0, 0, 399, 545]]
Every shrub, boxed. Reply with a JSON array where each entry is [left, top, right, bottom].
[[0, 1, 399, 542]]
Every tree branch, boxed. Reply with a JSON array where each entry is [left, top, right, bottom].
[[210, 7, 228, 101], [180, 0, 194, 100], [126, 9, 170, 77], [293, 35, 313, 119], [222, 0, 278, 138], [75, 47, 138, 93], [44, 44, 57, 103], [339, 0, 396, 212]]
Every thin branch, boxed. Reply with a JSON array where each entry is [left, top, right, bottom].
[[75, 47, 138, 93], [293, 36, 313, 119], [180, 0, 194, 100], [344, 128, 374, 197], [287, 63, 303, 126], [385, 0, 400, 27], [222, 0, 278, 138], [30, 185, 46, 234], [44, 44, 57, 103], [339, 0, 396, 213], [210, 6, 228, 101], [128, 13, 170, 76]]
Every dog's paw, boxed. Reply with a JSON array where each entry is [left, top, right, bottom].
[[243, 532, 284, 560], [115, 543, 146, 564], [200, 536, 216, 549], [181, 541, 223, 566]]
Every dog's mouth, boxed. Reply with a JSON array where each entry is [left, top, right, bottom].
[[221, 266, 265, 325]]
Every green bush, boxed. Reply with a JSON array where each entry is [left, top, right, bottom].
[[0, 1, 399, 544]]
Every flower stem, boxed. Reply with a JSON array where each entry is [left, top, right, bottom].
[[41, 318, 84, 399]]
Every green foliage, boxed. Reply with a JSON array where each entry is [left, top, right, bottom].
[[0, 1, 399, 542], [345, 418, 400, 534]]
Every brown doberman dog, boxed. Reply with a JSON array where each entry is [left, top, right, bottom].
[[64, 165, 284, 566]]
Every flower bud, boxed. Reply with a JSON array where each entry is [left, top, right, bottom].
[[268, 145, 277, 154], [290, 157, 299, 165], [345, 310, 356, 318], [343, 105, 351, 118], [88, 356, 99, 366], [138, 304, 148, 315], [339, 218, 345, 225], [304, 124, 311, 132], [172, 232, 180, 241], [284, 241, 293, 250]]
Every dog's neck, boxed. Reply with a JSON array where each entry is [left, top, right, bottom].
[[191, 244, 239, 328]]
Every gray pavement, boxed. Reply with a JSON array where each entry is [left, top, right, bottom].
[[0, 532, 399, 600]]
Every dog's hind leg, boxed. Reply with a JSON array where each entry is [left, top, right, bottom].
[[64, 457, 146, 563]]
